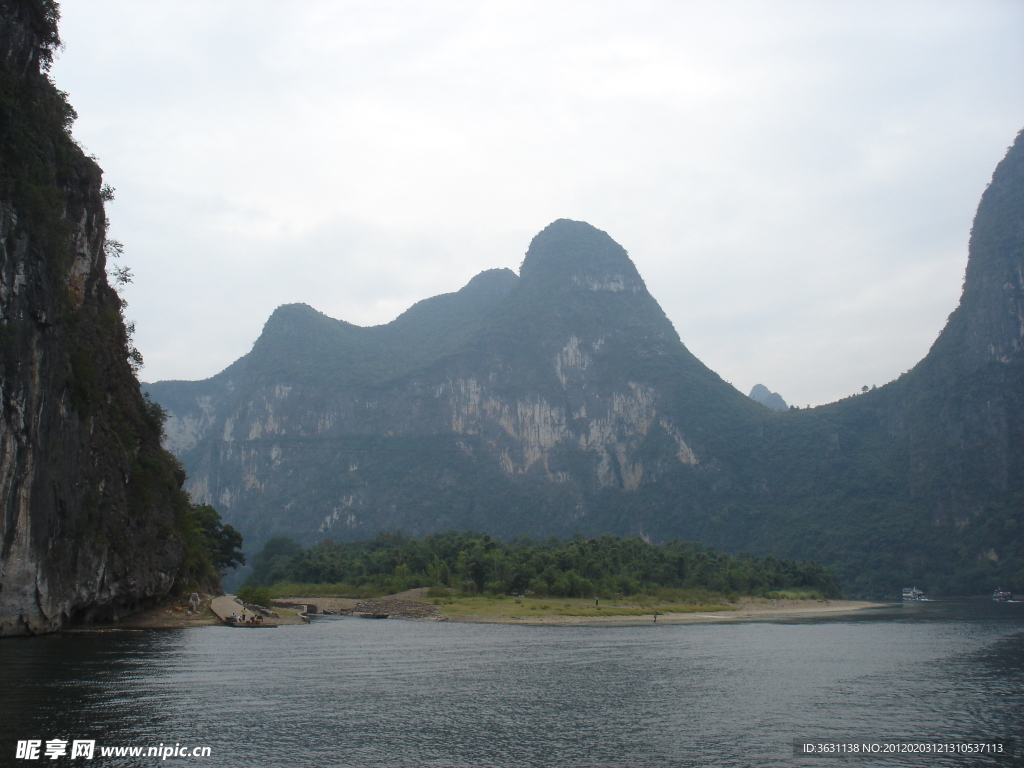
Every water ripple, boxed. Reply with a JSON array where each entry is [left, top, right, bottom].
[[1, 603, 1022, 767]]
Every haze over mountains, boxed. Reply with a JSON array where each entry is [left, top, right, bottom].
[[148, 131, 1024, 597]]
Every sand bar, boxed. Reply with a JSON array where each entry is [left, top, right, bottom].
[[281, 591, 889, 626], [441, 598, 889, 626]]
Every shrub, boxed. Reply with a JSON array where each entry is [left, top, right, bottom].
[[237, 586, 274, 607], [764, 589, 821, 600]]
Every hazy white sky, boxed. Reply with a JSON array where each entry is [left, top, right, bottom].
[[52, 0, 1024, 407]]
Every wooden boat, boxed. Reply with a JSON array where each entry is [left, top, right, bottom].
[[225, 616, 278, 628], [358, 613, 389, 619]]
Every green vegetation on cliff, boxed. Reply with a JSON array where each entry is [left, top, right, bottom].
[[243, 531, 842, 600], [144, 401, 245, 594], [0, 0, 73, 272]]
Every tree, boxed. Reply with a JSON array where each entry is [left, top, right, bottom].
[[249, 536, 304, 586], [191, 504, 245, 571]]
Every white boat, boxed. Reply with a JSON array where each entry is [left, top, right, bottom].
[[992, 589, 1012, 602], [902, 587, 925, 601]]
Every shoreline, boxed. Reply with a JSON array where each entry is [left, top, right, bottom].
[[278, 592, 890, 626], [63, 594, 890, 632], [62, 594, 306, 632]]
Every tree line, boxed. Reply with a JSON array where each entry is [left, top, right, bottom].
[[243, 531, 842, 599]]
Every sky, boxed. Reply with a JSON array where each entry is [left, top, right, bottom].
[[50, 0, 1024, 408]]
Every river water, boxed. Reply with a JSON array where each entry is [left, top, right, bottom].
[[1, 600, 1021, 767]]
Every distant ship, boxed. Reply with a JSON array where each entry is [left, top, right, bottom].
[[902, 587, 926, 601], [992, 589, 1012, 602]]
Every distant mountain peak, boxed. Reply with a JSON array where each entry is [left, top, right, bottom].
[[265, 302, 330, 324], [925, 128, 1024, 374], [519, 219, 645, 294], [459, 267, 519, 296], [256, 302, 352, 345], [749, 384, 788, 412]]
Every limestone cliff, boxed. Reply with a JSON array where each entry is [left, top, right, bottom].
[[0, 0, 187, 635]]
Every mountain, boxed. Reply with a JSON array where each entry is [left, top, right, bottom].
[[149, 218, 765, 548], [680, 128, 1024, 596], [749, 384, 788, 412], [149, 136, 1024, 598], [0, 0, 200, 635]]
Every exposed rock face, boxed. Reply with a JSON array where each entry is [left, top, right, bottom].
[[0, 0, 186, 636], [749, 384, 788, 412]]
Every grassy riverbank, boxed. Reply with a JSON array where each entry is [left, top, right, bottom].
[[430, 595, 886, 625], [429, 594, 737, 619]]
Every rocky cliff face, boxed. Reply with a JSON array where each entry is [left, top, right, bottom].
[[0, 0, 187, 636]]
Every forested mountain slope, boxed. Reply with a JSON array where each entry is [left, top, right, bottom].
[[149, 131, 1024, 597]]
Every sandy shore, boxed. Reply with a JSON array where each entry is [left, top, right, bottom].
[[280, 591, 889, 626], [443, 598, 889, 626]]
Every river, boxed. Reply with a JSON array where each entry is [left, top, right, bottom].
[[1, 600, 1021, 767]]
